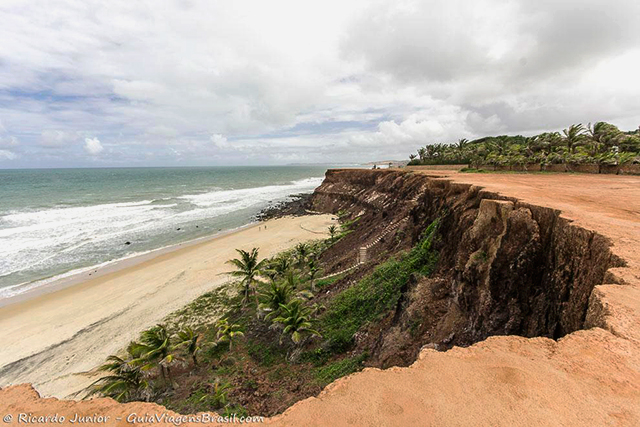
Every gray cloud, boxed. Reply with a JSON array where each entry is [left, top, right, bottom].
[[0, 0, 638, 167]]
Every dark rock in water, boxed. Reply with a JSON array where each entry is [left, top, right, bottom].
[[196, 225, 199, 228], [124, 241, 131, 245], [255, 193, 313, 222]]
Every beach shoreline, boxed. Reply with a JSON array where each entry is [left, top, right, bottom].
[[0, 214, 336, 399], [0, 222, 257, 309]]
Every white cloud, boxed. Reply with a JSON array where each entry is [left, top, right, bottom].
[[146, 126, 179, 138], [0, 0, 638, 167], [84, 137, 104, 155], [0, 136, 19, 149], [210, 134, 232, 150], [0, 149, 18, 160], [41, 130, 78, 147]]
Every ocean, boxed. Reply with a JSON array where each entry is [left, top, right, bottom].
[[0, 166, 329, 299]]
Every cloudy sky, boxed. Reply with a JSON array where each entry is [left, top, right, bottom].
[[1, 0, 639, 168]]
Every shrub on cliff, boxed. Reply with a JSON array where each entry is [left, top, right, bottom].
[[320, 219, 440, 353]]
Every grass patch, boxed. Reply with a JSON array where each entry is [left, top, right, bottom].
[[313, 353, 368, 385], [165, 285, 235, 329], [246, 340, 286, 367], [315, 274, 343, 289], [319, 219, 440, 353]]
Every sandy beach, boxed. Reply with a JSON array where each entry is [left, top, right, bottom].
[[0, 214, 335, 399]]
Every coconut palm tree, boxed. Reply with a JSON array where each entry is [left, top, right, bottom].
[[273, 299, 321, 345], [131, 325, 174, 382], [306, 258, 321, 292], [294, 243, 309, 268], [215, 318, 244, 350], [225, 248, 267, 305], [85, 354, 146, 402], [328, 224, 338, 243], [455, 138, 468, 160], [200, 380, 232, 409], [522, 136, 540, 157], [562, 124, 586, 154], [258, 280, 293, 320], [417, 147, 427, 162], [265, 255, 292, 280], [173, 327, 201, 367]]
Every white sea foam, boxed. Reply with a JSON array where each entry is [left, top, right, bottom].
[[0, 176, 324, 298]]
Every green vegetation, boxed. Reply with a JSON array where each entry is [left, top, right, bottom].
[[164, 286, 233, 329], [319, 219, 440, 352], [225, 248, 267, 305], [199, 380, 232, 409], [132, 325, 175, 381], [408, 122, 640, 167], [88, 216, 441, 415], [314, 274, 342, 289], [328, 224, 338, 242], [273, 299, 321, 345], [173, 327, 202, 366], [86, 353, 147, 402], [215, 318, 244, 350], [313, 352, 368, 385]]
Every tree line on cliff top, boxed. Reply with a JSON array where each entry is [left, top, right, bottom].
[[408, 122, 640, 167]]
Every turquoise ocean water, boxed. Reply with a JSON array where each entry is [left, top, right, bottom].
[[0, 166, 329, 298]]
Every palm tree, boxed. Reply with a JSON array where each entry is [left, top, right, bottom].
[[131, 325, 174, 382], [225, 248, 267, 305], [264, 255, 292, 280], [328, 224, 338, 243], [273, 299, 321, 345], [85, 354, 146, 402], [215, 318, 244, 350], [537, 132, 562, 157], [173, 327, 201, 366], [493, 136, 511, 155], [294, 243, 309, 268], [417, 147, 427, 162], [455, 138, 468, 160], [306, 258, 321, 292], [200, 380, 232, 409], [562, 124, 586, 154], [258, 280, 293, 320], [522, 136, 540, 157]]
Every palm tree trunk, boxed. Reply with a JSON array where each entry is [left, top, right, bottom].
[[159, 365, 166, 381]]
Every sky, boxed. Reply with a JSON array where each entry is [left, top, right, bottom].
[[0, 0, 639, 168]]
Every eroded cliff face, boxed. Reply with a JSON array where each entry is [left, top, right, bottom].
[[311, 169, 622, 366]]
